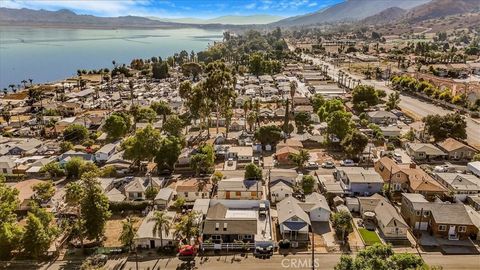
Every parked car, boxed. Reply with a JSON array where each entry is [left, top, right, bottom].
[[393, 153, 402, 163], [340, 159, 355, 166], [306, 162, 319, 169], [321, 161, 335, 169]]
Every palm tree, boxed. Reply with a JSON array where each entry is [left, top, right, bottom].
[[243, 100, 250, 131], [149, 211, 172, 248], [119, 217, 137, 251], [174, 211, 200, 243], [288, 149, 310, 170], [289, 81, 297, 111]]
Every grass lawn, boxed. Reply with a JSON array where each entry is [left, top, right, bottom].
[[358, 228, 382, 246]]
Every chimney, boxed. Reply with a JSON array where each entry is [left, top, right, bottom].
[[410, 163, 416, 169]]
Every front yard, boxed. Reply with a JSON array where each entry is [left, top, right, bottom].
[[358, 228, 382, 246]]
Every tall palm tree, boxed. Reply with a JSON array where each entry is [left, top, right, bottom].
[[174, 211, 200, 243], [119, 217, 137, 251], [289, 81, 297, 112], [149, 211, 172, 248], [243, 100, 250, 131]]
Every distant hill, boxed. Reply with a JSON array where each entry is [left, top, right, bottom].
[[274, 0, 429, 26], [0, 8, 187, 28], [361, 7, 407, 25], [403, 0, 480, 23], [150, 15, 284, 25]]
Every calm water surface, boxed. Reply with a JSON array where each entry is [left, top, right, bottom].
[[0, 27, 223, 89]]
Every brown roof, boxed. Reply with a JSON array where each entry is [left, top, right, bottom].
[[175, 179, 212, 193], [403, 168, 446, 193], [376, 157, 401, 175], [276, 146, 299, 156], [438, 138, 475, 152]]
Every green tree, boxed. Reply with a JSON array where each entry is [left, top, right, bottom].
[[244, 163, 263, 180], [162, 115, 184, 137], [473, 153, 480, 162], [122, 125, 163, 166], [311, 94, 325, 112], [332, 210, 353, 242], [149, 211, 172, 248], [327, 110, 352, 141], [63, 124, 88, 143], [294, 112, 312, 134], [40, 162, 65, 178], [150, 101, 172, 122], [80, 172, 111, 241], [318, 99, 346, 122], [181, 62, 202, 81], [249, 53, 264, 76], [65, 157, 86, 179], [334, 243, 427, 270], [174, 197, 186, 210], [60, 141, 74, 153], [341, 130, 369, 157], [174, 211, 200, 241], [32, 181, 55, 203], [352, 85, 379, 112], [152, 62, 169, 79], [289, 149, 310, 169], [103, 114, 128, 139], [254, 125, 283, 146], [119, 217, 137, 251], [423, 113, 467, 142], [301, 175, 316, 194], [154, 136, 182, 173], [135, 107, 157, 123], [211, 171, 224, 185], [22, 212, 54, 258], [190, 144, 215, 175], [145, 186, 159, 201], [0, 178, 23, 259], [386, 91, 400, 111], [65, 181, 85, 248]]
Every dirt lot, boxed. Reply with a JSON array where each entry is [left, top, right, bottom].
[[103, 214, 144, 247]]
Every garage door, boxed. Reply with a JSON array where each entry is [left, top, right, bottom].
[[414, 222, 428, 230]]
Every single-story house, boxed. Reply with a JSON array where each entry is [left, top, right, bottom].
[[437, 138, 477, 161], [405, 143, 446, 161]]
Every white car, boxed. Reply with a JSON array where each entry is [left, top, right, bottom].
[[306, 162, 319, 169], [321, 161, 335, 169], [340, 159, 355, 167]]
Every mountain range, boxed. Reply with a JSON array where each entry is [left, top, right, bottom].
[[1, 0, 479, 29], [273, 0, 431, 26], [148, 15, 284, 25]]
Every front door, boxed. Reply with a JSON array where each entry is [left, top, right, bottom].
[[150, 239, 156, 248]]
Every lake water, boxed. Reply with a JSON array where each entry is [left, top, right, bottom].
[[0, 27, 223, 89]]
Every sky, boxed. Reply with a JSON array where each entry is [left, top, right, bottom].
[[0, 0, 343, 18]]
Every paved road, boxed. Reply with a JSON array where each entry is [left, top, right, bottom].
[[37, 253, 480, 270], [303, 54, 480, 149]]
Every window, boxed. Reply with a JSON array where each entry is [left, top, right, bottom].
[[212, 235, 221, 240], [243, 235, 252, 239], [236, 191, 241, 196], [458, 226, 466, 233], [2, 168, 6, 173], [397, 173, 401, 178], [184, 192, 188, 197], [438, 225, 447, 231], [223, 223, 228, 231], [416, 210, 421, 216], [215, 223, 219, 231]]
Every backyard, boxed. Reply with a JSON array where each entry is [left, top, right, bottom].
[[358, 228, 382, 246]]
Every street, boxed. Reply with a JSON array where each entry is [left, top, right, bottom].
[[36, 253, 480, 270], [303, 55, 480, 150]]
